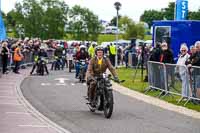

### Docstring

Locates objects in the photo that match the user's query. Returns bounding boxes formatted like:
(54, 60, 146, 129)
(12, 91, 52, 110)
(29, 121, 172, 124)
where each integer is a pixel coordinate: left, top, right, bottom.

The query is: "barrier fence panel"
(165, 64, 190, 98)
(0, 49, 56, 78)
(148, 61, 200, 105)
(22, 51, 32, 66)
(147, 61, 167, 93)
(188, 66, 200, 102)
(47, 49, 55, 63)
(128, 53, 138, 67)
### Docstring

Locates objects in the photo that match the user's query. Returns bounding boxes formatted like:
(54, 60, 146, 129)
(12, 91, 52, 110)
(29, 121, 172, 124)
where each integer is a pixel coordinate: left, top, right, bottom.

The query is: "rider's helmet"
(40, 45, 45, 50)
(80, 45, 87, 53)
(95, 46, 104, 55)
(80, 45, 86, 50)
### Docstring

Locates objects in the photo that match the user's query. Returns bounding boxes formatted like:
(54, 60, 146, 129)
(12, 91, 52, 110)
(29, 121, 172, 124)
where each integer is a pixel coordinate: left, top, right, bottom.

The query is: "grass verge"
(117, 67, 200, 112)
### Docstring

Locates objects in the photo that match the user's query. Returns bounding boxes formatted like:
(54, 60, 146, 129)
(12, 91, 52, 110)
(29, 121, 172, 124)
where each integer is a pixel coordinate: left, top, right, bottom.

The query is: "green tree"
(1, 11, 6, 23)
(7, 0, 69, 39)
(22, 0, 44, 38)
(189, 9, 200, 20)
(7, 2, 25, 37)
(135, 23, 145, 39)
(140, 10, 163, 27)
(123, 22, 145, 40)
(110, 15, 121, 26)
(162, 2, 175, 20)
(118, 16, 132, 31)
(68, 5, 101, 41)
(40, 0, 69, 39)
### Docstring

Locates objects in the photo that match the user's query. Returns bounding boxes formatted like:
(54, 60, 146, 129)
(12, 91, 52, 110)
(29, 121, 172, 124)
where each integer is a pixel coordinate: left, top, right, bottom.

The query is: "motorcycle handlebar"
(111, 78, 125, 83)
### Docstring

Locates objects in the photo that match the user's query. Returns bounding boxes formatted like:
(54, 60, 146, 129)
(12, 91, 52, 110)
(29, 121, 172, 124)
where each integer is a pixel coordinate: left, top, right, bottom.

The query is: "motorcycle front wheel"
(40, 64, 44, 76)
(104, 91, 113, 119)
(69, 60, 72, 72)
(79, 68, 84, 82)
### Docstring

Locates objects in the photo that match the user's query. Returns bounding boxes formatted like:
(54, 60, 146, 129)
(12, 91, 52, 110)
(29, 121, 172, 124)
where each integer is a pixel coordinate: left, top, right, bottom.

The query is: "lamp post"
(114, 2, 121, 67)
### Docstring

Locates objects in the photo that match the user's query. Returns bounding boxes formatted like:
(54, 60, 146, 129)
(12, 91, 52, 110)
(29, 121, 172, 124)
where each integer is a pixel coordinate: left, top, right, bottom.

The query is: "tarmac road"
(21, 70, 200, 133)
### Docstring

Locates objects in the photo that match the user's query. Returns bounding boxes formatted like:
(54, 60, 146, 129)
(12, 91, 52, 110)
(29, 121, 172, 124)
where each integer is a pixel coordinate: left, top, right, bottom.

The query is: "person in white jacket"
(176, 43, 190, 97)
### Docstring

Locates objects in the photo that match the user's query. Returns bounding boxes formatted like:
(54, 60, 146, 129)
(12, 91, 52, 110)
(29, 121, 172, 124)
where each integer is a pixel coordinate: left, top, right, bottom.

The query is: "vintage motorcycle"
(86, 73, 124, 119)
(78, 59, 87, 83)
(67, 48, 75, 72)
(37, 57, 48, 76)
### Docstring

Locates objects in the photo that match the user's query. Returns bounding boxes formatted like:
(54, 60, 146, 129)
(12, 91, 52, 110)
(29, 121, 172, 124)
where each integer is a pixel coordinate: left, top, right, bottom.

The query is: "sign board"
(175, 0, 188, 20)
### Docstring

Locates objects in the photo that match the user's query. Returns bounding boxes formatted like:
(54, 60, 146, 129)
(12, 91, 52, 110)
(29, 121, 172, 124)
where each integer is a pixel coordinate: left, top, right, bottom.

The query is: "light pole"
(114, 2, 121, 67)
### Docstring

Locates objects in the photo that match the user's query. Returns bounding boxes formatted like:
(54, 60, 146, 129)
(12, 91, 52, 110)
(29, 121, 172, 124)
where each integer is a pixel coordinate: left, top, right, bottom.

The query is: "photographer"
(1, 41, 10, 74)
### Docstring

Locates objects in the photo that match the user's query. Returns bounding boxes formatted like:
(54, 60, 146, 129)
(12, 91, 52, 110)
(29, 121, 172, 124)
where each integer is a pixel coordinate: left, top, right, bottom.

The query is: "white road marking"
(41, 83, 51, 86)
(18, 125, 49, 128)
(54, 78, 69, 84)
(6, 112, 30, 115)
(0, 103, 22, 106)
(0, 90, 13, 93)
(83, 83, 87, 86)
(71, 83, 75, 86)
(0, 96, 16, 99)
(55, 83, 66, 86)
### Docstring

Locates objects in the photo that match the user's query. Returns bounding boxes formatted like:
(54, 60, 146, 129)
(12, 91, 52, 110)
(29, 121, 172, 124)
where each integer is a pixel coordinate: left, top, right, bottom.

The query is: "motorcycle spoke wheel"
(89, 106, 96, 112)
(104, 91, 114, 119)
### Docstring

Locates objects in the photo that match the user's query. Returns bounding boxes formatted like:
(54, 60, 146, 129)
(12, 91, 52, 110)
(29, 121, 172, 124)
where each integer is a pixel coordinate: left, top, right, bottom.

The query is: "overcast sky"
(2, 0, 200, 21)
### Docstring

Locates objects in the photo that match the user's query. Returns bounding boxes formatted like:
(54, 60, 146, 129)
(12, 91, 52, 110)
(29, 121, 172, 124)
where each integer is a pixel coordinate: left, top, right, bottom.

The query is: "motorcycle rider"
(30, 46, 40, 75)
(38, 47, 49, 74)
(86, 46, 119, 104)
(51, 44, 63, 70)
(75, 45, 89, 78)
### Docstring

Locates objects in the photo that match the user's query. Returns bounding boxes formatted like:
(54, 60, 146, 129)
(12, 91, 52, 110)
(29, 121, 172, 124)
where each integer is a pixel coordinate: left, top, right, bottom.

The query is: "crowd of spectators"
(0, 38, 69, 74)
(147, 40, 200, 100)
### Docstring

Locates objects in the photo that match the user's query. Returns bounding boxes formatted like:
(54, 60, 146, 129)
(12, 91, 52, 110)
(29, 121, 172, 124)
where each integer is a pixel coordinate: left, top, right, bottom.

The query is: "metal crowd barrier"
(0, 49, 55, 77)
(128, 53, 138, 67)
(24, 51, 33, 65)
(46, 49, 55, 63)
(147, 61, 200, 105)
(147, 61, 167, 94)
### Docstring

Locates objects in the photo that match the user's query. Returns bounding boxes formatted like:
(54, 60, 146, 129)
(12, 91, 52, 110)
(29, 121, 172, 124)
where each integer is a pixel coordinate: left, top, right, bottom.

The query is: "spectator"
(186, 45, 197, 66)
(123, 43, 135, 68)
(189, 41, 200, 98)
(88, 43, 95, 58)
(109, 43, 117, 66)
(149, 43, 162, 62)
(176, 44, 190, 97)
(160, 42, 174, 64)
(117, 46, 123, 65)
(160, 42, 174, 92)
(1, 41, 10, 74)
(189, 45, 196, 55)
(13, 43, 23, 74)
